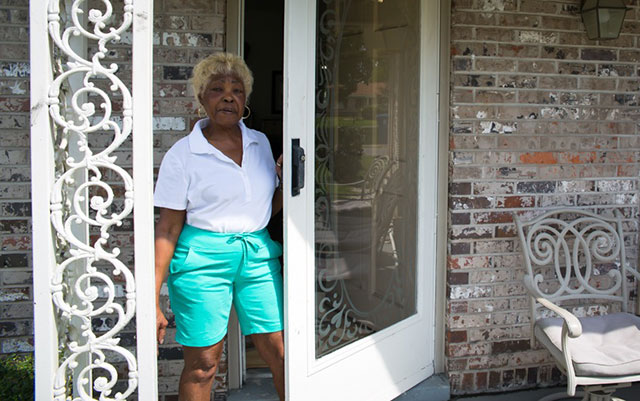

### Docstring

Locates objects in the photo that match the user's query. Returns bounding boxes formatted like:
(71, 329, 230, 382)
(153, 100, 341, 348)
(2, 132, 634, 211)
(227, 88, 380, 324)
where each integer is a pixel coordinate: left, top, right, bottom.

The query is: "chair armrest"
(523, 275, 582, 338)
(626, 266, 640, 281)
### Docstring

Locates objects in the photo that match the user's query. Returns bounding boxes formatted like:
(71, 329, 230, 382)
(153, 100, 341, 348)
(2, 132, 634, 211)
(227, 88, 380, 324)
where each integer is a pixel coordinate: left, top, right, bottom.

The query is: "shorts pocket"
(172, 246, 231, 274)
(253, 238, 283, 260)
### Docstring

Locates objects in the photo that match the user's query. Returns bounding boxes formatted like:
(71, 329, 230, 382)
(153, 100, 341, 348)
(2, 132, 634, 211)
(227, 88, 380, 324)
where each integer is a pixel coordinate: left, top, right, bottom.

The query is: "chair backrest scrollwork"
(514, 209, 630, 323)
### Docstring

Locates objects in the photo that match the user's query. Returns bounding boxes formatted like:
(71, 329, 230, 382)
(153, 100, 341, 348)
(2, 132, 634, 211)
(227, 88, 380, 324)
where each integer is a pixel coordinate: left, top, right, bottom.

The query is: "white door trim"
(30, 2, 58, 398)
(435, 0, 452, 374)
(282, 1, 316, 399)
(226, 0, 245, 58)
(132, 1, 159, 398)
(283, 0, 442, 399)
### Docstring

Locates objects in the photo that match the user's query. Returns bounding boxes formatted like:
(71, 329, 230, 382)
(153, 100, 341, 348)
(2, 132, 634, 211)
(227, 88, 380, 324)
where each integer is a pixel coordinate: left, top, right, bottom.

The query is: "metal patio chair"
(514, 208, 640, 401)
(332, 155, 392, 201)
(316, 159, 400, 282)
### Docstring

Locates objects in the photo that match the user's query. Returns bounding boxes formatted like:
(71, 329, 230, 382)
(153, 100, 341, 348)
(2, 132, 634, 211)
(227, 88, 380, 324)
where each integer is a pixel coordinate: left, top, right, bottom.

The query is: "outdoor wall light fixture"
(581, 0, 629, 40)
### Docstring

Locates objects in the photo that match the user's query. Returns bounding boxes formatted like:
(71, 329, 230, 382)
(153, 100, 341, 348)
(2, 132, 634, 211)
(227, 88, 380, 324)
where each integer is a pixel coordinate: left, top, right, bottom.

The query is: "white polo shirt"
(154, 118, 278, 233)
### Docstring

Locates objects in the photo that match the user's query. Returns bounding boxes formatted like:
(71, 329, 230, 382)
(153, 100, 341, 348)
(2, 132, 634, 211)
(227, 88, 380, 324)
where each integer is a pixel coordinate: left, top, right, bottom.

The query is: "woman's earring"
(242, 105, 251, 120)
(197, 106, 204, 118)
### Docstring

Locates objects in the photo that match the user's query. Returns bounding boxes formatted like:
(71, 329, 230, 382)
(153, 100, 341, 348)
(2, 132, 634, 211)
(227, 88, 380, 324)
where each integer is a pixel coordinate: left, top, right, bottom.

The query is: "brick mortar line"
(448, 196, 639, 200)
(446, 326, 532, 332)
(450, 39, 640, 50)
(450, 133, 640, 136)
(451, 24, 640, 37)
(452, 72, 640, 78)
(452, 22, 640, 32)
(450, 148, 638, 152)
(453, 92, 640, 97)
(0, 300, 31, 304)
(450, 118, 640, 123)
(449, 324, 529, 330)
(450, 10, 639, 17)
(449, 279, 530, 284)
(450, 148, 636, 152)
(452, 90, 640, 97)
(448, 207, 640, 213)
(447, 311, 531, 318)
(450, 163, 640, 167)
(448, 204, 638, 208)
(452, 103, 640, 108)
(452, 55, 640, 64)
(449, 191, 638, 194)
(449, 135, 639, 139)
(453, 25, 587, 34)
(456, 69, 639, 76)
(453, 10, 583, 18)
(465, 177, 640, 181)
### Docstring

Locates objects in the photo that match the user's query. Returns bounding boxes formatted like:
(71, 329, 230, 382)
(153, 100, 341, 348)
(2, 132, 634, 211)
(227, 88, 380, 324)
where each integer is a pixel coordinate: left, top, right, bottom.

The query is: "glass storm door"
(283, 0, 441, 399)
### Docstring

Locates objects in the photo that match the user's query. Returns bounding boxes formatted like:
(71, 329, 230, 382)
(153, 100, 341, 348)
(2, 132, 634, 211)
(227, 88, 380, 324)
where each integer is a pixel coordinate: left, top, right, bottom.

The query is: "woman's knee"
(182, 343, 223, 382)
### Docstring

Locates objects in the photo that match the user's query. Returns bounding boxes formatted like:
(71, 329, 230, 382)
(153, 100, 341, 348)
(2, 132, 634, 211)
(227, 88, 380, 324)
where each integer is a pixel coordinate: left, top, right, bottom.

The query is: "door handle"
(291, 139, 305, 196)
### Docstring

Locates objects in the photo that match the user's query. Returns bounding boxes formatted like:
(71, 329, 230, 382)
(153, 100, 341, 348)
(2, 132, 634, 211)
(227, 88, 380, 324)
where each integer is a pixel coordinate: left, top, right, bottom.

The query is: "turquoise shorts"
(168, 224, 284, 347)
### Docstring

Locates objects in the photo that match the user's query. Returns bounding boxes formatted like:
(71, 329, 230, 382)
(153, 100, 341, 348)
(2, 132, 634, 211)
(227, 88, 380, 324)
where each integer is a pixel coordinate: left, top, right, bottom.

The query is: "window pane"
(315, 0, 420, 358)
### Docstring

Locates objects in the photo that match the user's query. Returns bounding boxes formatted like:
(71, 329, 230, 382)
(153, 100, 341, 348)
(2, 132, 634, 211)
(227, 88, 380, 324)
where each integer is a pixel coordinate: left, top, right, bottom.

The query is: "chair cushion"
(535, 312, 640, 377)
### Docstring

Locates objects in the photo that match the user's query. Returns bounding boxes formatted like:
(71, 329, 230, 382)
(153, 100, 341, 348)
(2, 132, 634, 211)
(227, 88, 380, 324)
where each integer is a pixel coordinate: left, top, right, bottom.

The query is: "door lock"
(291, 139, 305, 196)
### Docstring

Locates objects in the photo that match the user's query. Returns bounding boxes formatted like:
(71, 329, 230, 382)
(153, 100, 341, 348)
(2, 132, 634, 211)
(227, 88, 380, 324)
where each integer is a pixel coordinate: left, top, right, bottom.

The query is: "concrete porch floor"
(448, 383, 640, 401)
(451, 383, 640, 401)
(227, 369, 640, 401)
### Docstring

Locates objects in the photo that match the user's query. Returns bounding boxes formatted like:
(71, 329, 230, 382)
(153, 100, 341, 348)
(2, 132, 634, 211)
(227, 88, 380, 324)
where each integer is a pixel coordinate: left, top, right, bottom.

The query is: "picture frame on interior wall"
(272, 70, 283, 114)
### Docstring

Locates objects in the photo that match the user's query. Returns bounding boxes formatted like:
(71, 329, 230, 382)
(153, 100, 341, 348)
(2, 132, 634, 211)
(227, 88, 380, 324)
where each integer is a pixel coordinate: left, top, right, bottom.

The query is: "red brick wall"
(0, 0, 32, 355)
(447, 0, 640, 394)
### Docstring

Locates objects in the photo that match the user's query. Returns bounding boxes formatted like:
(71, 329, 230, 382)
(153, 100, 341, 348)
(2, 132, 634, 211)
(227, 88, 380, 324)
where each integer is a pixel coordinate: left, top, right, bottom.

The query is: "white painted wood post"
(30, 0, 159, 398)
(132, 1, 159, 399)
(30, 1, 58, 399)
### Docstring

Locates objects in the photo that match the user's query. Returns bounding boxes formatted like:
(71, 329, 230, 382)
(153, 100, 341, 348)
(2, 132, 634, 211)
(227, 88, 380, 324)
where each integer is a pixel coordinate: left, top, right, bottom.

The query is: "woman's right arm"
(155, 207, 186, 344)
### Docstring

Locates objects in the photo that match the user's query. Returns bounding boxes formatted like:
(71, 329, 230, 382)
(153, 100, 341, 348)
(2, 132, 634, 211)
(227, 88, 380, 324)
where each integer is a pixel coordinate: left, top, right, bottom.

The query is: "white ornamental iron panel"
(30, 0, 157, 399)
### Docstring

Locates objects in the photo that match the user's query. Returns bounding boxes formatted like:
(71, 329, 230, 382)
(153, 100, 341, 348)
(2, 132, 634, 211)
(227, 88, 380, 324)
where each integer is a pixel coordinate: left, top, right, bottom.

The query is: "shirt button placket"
(240, 168, 252, 201)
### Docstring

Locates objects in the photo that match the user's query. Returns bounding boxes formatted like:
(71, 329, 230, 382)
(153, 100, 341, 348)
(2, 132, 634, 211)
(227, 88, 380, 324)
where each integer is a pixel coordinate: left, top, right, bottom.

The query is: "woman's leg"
(251, 331, 285, 401)
(179, 339, 225, 401)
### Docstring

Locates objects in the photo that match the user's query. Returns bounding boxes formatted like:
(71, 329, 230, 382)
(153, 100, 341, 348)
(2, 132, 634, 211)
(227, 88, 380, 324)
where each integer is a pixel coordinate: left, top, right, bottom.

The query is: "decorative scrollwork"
(47, 1, 138, 399)
(521, 211, 625, 300)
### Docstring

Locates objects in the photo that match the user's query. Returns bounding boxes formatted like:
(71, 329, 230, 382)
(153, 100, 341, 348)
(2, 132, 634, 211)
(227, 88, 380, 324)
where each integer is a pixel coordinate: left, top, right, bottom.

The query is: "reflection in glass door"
(315, 0, 420, 357)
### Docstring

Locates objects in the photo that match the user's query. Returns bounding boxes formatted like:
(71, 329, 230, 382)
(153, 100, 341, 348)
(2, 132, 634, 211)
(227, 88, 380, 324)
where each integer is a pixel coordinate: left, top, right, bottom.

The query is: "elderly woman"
(154, 52, 284, 401)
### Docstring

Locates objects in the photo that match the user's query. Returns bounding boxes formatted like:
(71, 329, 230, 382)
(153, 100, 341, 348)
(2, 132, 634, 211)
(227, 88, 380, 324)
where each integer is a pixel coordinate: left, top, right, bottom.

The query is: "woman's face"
(199, 74, 246, 128)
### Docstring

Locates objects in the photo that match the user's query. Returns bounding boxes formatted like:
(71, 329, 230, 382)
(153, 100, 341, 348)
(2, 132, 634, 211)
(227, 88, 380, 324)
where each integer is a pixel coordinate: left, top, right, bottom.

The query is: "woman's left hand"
(276, 154, 283, 181)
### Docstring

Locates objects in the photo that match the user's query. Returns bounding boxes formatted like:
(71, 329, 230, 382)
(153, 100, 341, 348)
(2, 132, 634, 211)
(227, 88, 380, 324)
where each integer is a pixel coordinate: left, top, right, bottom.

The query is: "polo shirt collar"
(188, 118, 259, 155)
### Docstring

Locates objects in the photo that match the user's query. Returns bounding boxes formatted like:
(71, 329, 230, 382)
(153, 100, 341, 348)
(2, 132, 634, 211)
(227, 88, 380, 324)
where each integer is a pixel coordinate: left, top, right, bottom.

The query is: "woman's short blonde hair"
(191, 52, 254, 104)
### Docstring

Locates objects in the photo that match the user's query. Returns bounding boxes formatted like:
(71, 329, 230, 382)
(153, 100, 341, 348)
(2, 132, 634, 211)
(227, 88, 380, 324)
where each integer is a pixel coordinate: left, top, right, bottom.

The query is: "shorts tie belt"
(226, 234, 261, 266)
